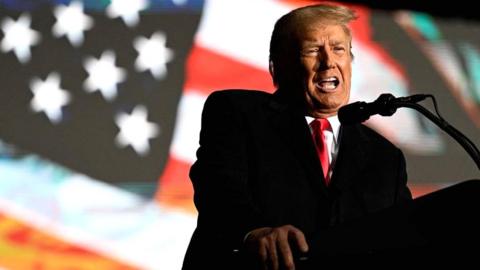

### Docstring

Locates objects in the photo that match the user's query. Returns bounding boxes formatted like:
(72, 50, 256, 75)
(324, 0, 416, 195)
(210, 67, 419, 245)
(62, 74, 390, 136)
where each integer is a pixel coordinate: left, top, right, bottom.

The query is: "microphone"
(338, 93, 427, 125)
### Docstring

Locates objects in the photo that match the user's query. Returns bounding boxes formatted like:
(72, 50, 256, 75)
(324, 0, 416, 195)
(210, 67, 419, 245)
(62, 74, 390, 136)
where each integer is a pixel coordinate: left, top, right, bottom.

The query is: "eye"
(333, 46, 345, 53)
(301, 47, 319, 56)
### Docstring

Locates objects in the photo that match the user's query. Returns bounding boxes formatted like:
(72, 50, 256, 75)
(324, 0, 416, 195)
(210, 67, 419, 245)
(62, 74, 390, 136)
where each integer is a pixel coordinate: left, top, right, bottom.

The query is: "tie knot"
(311, 118, 331, 132)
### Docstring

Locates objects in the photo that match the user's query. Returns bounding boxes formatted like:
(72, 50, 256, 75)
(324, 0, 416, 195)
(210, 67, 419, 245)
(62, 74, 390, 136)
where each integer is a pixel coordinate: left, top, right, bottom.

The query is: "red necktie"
(310, 119, 332, 185)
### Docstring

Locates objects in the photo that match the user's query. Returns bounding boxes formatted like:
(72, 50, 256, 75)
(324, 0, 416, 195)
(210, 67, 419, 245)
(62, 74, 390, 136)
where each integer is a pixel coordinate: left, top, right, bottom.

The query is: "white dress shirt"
(305, 115, 341, 179)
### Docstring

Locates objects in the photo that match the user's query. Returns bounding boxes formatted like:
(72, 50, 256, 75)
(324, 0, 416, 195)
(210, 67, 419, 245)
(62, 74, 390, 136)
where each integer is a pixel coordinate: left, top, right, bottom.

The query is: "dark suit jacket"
(182, 90, 412, 269)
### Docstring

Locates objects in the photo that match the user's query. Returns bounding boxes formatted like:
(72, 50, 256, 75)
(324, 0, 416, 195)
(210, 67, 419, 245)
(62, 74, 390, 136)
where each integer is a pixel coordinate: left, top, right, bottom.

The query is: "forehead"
(296, 23, 349, 43)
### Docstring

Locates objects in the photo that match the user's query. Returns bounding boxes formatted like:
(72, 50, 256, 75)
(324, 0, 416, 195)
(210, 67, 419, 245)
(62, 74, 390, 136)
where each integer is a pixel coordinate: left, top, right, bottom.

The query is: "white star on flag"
(0, 13, 41, 64)
(134, 31, 174, 80)
(30, 72, 71, 124)
(52, 0, 94, 47)
(115, 105, 160, 156)
(83, 50, 127, 101)
(106, 0, 149, 28)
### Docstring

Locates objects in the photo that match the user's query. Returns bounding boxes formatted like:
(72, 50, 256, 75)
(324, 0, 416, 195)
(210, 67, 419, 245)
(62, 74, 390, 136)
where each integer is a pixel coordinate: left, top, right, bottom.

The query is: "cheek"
(346, 66, 352, 80)
(300, 59, 316, 75)
(342, 59, 352, 76)
(341, 63, 352, 86)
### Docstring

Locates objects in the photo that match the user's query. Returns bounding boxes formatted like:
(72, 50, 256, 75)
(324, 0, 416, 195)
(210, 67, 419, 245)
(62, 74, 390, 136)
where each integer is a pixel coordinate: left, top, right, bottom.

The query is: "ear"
(350, 44, 354, 61)
(269, 60, 278, 86)
(269, 60, 274, 78)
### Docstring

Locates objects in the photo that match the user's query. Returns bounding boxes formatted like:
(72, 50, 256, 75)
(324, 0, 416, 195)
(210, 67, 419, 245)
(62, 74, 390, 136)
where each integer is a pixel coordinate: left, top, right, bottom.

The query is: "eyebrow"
(302, 40, 347, 47)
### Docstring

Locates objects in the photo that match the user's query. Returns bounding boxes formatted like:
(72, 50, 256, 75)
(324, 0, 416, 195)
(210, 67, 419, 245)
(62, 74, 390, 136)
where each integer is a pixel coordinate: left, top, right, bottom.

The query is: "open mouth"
(315, 77, 339, 92)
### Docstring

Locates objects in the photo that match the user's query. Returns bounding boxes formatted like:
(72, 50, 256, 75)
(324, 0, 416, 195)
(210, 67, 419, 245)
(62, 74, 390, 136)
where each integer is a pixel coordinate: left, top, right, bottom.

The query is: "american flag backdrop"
(0, 0, 479, 269)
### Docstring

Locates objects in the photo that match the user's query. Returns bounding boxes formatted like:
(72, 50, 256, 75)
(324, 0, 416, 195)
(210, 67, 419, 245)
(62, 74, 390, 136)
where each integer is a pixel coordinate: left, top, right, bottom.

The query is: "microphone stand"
(396, 101, 480, 171)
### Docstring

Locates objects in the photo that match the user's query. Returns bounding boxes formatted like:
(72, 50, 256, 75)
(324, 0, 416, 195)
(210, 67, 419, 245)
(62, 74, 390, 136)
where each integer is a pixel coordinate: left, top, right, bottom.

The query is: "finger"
(277, 233, 295, 270)
(267, 237, 279, 270)
(258, 239, 268, 263)
(290, 228, 309, 253)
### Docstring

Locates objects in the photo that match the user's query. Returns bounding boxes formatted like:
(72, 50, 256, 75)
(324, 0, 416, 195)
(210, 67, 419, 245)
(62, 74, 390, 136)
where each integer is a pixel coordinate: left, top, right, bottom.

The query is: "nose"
(317, 49, 335, 70)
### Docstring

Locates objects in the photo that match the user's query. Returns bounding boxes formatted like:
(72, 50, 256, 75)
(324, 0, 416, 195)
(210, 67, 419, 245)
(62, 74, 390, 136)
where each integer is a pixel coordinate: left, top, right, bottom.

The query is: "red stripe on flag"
(0, 213, 137, 269)
(409, 183, 443, 199)
(156, 155, 196, 213)
(184, 45, 275, 95)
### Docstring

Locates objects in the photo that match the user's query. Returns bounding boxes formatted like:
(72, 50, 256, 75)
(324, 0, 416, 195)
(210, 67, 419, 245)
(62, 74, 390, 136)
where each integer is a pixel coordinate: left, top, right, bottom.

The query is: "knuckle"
(266, 233, 275, 242)
(259, 238, 268, 246)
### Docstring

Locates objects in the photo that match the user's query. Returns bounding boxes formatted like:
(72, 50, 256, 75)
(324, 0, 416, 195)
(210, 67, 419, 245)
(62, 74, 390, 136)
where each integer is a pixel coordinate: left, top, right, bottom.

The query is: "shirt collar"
(305, 115, 341, 143)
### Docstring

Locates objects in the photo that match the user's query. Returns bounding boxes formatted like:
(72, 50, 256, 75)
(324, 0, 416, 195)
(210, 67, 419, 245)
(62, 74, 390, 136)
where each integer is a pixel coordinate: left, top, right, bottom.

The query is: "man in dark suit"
(182, 4, 412, 270)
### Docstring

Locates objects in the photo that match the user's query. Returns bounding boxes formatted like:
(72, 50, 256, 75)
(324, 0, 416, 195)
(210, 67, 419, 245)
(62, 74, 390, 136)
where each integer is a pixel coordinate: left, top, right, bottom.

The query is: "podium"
(301, 179, 480, 267)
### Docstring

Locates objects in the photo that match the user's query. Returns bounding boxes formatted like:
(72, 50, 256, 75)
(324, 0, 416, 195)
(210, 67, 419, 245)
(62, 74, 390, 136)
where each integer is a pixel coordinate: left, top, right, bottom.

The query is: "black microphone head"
(338, 101, 371, 125)
(376, 93, 397, 116)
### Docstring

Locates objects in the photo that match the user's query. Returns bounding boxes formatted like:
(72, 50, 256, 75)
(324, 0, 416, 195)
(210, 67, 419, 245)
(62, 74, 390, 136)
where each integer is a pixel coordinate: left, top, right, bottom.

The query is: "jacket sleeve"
(189, 91, 265, 249)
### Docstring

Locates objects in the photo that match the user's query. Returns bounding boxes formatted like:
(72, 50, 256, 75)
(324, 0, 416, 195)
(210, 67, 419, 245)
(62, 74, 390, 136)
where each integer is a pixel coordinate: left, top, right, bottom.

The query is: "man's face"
(294, 22, 352, 118)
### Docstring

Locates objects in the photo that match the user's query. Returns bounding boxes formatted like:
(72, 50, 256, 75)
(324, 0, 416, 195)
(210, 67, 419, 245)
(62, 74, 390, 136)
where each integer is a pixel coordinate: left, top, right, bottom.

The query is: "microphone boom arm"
(397, 101, 480, 171)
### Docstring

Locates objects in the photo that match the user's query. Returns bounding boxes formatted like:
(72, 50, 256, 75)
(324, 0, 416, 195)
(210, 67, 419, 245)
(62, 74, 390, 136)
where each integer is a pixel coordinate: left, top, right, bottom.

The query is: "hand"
(244, 225, 309, 270)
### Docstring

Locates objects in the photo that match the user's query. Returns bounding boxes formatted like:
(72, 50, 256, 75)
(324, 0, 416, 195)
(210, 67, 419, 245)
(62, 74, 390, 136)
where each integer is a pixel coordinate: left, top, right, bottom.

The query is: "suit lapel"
(329, 125, 371, 197)
(265, 93, 329, 196)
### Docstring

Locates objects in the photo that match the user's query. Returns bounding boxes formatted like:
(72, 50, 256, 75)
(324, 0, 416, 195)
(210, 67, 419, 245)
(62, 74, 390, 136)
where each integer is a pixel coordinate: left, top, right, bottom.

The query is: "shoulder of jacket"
(207, 89, 272, 104)
(356, 124, 401, 151)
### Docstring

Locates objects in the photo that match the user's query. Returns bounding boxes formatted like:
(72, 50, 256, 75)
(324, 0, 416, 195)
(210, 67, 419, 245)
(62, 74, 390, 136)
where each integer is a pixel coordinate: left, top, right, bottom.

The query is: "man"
(182, 4, 412, 270)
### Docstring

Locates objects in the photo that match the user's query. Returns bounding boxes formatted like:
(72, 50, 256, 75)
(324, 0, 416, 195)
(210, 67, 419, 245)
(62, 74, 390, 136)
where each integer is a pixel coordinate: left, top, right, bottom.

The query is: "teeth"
(326, 83, 336, 89)
(322, 77, 337, 82)
(315, 82, 336, 90)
